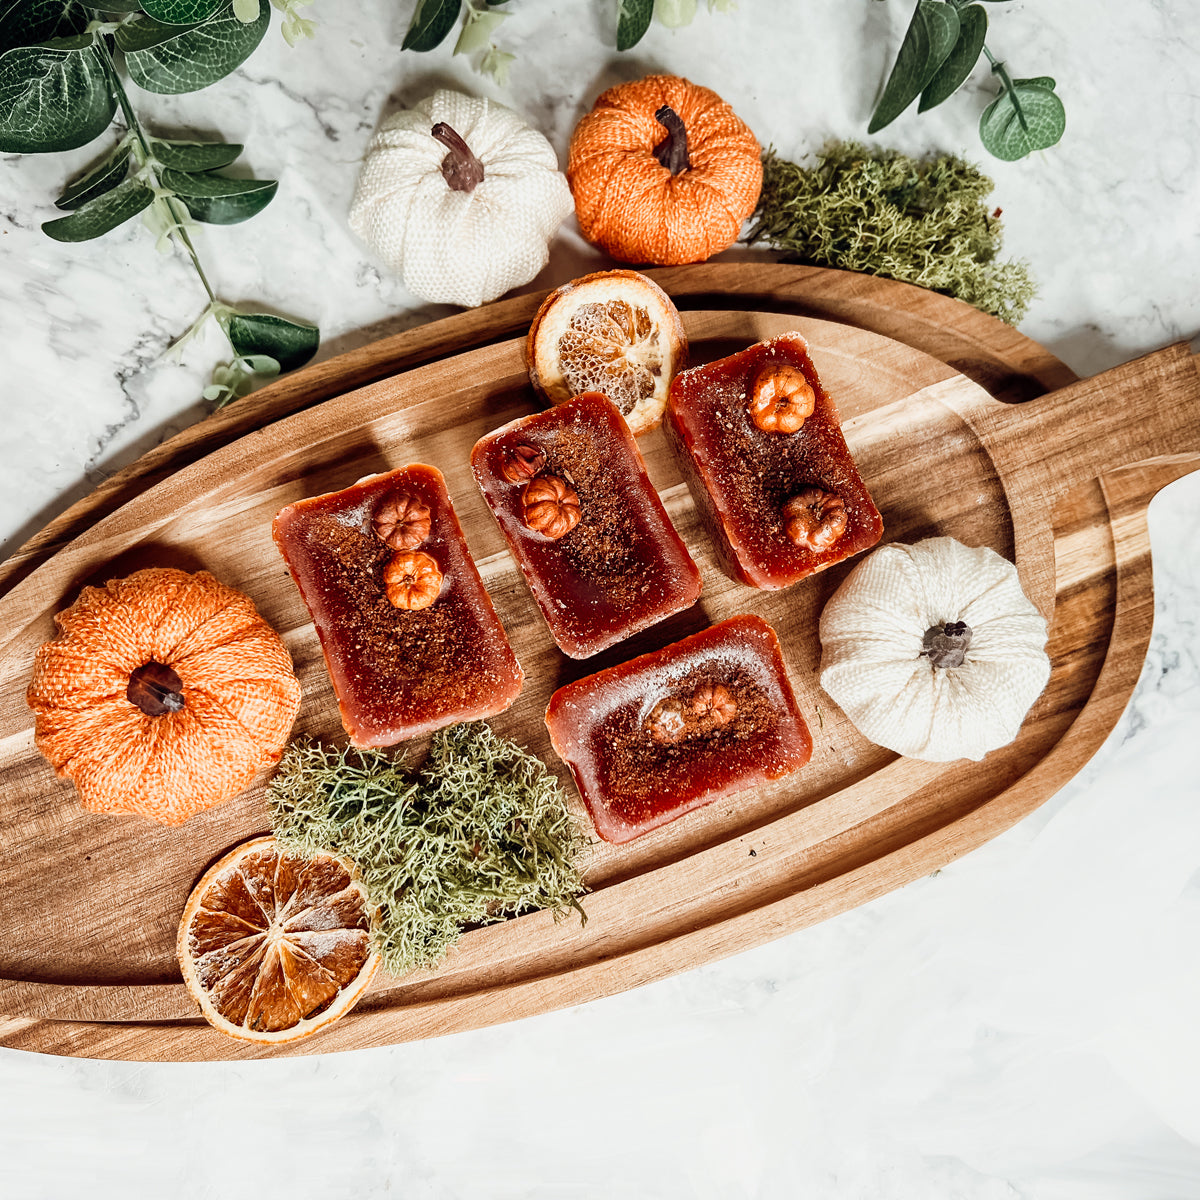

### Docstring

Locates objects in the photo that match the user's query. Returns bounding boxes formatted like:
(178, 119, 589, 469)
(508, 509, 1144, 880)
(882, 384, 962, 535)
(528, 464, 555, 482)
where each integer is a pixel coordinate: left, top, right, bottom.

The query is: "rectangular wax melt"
(666, 333, 883, 590)
(545, 614, 812, 844)
(471, 392, 701, 659)
(273, 464, 523, 747)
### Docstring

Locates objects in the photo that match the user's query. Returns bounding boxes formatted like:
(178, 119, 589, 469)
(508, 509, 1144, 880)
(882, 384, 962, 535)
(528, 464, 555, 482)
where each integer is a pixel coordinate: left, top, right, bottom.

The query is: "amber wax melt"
(545, 614, 812, 843)
(472, 392, 701, 658)
(273, 465, 522, 746)
(666, 333, 883, 589)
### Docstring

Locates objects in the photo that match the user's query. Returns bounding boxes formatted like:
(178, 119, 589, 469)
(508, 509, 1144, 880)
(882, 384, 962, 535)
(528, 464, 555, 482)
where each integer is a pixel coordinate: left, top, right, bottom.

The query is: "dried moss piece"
(268, 723, 587, 976)
(745, 142, 1036, 325)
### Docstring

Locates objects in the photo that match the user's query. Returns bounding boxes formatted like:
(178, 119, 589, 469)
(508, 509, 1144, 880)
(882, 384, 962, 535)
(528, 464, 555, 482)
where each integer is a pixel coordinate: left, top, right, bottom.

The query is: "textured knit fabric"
(567, 74, 762, 265)
(27, 568, 302, 824)
(348, 89, 573, 307)
(819, 538, 1050, 762)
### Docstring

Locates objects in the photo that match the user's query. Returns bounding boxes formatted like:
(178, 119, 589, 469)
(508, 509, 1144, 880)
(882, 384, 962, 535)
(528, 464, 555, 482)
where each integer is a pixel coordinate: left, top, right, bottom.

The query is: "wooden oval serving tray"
(1, 264, 1197, 1061)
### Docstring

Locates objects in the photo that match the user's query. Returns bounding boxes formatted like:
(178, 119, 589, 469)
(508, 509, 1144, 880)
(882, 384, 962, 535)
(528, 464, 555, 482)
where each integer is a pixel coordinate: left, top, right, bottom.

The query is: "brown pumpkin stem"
(652, 105, 690, 175)
(431, 122, 485, 193)
(920, 621, 973, 669)
(127, 661, 186, 716)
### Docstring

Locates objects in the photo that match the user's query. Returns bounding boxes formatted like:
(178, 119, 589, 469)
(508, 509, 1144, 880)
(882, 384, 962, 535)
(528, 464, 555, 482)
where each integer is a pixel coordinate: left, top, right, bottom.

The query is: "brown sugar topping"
(665, 335, 883, 588)
(471, 392, 702, 659)
(300, 515, 470, 698)
(539, 423, 643, 597)
(603, 666, 779, 812)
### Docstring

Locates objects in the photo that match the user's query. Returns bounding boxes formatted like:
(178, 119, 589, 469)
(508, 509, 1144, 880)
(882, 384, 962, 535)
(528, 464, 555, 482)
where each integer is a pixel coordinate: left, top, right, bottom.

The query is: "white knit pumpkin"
(818, 537, 1051, 762)
(348, 89, 573, 307)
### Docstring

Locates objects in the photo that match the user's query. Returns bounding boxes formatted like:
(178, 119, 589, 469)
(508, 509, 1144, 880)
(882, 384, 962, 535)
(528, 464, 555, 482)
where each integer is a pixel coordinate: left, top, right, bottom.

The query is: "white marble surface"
(3, 1, 1199, 1196)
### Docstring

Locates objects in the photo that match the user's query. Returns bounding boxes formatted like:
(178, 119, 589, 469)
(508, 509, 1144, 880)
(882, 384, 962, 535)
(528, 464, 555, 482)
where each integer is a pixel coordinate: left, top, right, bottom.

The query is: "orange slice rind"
(178, 835, 380, 1045)
(527, 269, 687, 437)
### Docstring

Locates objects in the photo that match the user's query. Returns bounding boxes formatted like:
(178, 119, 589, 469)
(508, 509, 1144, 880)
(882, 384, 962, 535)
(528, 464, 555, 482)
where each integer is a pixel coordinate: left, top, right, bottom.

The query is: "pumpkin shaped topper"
(349, 88, 574, 308)
(567, 74, 763, 265)
(27, 568, 302, 824)
(818, 538, 1051, 762)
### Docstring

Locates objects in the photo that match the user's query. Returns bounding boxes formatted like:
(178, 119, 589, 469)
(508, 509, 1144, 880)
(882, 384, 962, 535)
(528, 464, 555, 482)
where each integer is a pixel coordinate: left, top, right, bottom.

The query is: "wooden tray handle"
(969, 344, 1200, 505)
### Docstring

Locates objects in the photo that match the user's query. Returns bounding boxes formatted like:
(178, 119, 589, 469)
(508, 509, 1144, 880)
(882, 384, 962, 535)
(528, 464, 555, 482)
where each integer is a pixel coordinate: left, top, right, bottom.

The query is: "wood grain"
(0, 264, 1075, 597)
(0, 266, 1195, 1061)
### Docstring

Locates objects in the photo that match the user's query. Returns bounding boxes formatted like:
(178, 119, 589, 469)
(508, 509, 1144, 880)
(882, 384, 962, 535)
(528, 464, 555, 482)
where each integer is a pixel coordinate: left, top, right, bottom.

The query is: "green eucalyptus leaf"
(56, 139, 131, 208)
(150, 135, 242, 169)
(42, 175, 153, 240)
(654, 0, 696, 27)
(160, 166, 277, 222)
(140, 0, 224, 23)
(454, 3, 506, 56)
(1017, 75, 1056, 91)
(616, 0, 654, 50)
(979, 79, 1065, 160)
(117, 2, 269, 94)
(478, 44, 512, 85)
(0, 0, 89, 54)
(0, 38, 116, 153)
(237, 353, 280, 375)
(226, 311, 319, 371)
(919, 3, 985, 111)
(402, 0, 460, 51)
(868, 0, 960, 133)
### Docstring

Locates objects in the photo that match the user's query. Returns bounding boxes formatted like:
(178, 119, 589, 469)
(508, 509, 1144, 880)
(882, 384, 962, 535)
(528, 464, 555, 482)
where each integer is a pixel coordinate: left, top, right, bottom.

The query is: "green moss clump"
(745, 142, 1036, 325)
(268, 723, 587, 976)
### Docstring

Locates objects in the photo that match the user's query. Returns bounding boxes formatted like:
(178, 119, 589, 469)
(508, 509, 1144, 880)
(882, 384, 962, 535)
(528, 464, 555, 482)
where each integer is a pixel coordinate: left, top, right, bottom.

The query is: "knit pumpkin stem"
(127, 661, 186, 716)
(653, 105, 690, 175)
(431, 122, 485, 193)
(920, 621, 973, 669)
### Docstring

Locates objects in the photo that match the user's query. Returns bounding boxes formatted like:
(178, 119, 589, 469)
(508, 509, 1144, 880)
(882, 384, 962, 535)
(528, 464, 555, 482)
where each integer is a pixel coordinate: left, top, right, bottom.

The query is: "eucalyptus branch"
(868, 0, 1064, 161)
(1, 0, 320, 410)
(982, 45, 1028, 133)
(97, 39, 218, 303)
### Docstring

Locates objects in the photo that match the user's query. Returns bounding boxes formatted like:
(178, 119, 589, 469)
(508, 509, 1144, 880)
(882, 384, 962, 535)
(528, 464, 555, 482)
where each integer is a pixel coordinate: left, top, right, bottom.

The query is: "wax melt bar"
(273, 465, 522, 746)
(545, 614, 812, 844)
(666, 333, 883, 589)
(472, 392, 701, 659)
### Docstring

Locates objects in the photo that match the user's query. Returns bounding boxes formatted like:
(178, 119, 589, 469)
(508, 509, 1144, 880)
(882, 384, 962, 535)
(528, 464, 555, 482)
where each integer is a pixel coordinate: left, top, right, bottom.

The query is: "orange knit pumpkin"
(567, 74, 762, 266)
(27, 568, 302, 825)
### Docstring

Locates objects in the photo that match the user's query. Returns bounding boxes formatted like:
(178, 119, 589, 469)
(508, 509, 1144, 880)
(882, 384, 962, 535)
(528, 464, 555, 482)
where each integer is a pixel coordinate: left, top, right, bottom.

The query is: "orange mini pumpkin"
(567, 74, 763, 266)
(27, 568, 302, 825)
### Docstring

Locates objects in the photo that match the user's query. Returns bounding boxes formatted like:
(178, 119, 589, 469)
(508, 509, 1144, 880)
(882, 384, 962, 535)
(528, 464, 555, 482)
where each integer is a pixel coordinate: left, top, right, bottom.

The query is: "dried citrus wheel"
(178, 835, 380, 1044)
(527, 269, 687, 436)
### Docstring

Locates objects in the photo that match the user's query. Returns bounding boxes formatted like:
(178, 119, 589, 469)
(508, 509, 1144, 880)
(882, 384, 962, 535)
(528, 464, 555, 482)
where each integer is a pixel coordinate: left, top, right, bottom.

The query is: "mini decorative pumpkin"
(567, 74, 763, 265)
(348, 88, 574, 307)
(818, 538, 1051, 762)
(27, 568, 302, 824)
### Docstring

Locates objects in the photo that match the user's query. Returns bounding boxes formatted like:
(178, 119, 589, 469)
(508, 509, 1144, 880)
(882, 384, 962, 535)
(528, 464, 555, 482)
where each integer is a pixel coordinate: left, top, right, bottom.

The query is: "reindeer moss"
(745, 143, 1036, 325)
(268, 723, 587, 976)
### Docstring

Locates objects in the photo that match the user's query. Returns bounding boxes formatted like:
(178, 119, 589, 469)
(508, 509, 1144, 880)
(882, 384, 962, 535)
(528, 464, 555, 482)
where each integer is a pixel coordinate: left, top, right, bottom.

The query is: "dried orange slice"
(178, 835, 379, 1044)
(527, 269, 687, 436)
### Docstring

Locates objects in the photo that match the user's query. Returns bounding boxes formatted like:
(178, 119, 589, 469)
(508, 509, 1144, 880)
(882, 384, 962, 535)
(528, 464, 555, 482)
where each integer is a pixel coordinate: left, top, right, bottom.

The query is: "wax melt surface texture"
(545, 614, 812, 843)
(273, 465, 523, 746)
(666, 332, 883, 590)
(472, 392, 702, 658)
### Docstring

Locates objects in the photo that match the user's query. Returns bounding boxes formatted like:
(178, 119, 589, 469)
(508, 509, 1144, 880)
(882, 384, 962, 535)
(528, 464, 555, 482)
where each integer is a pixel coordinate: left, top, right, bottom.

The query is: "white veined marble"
(2, 1, 1198, 1196)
